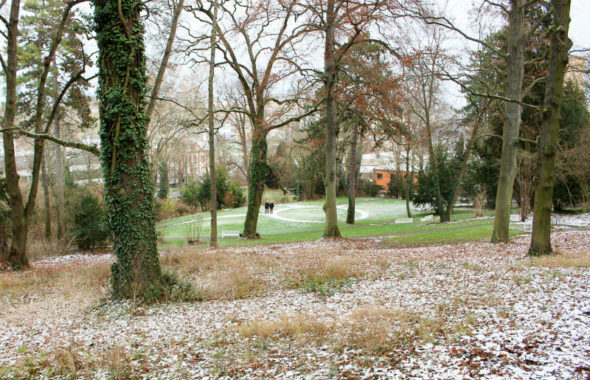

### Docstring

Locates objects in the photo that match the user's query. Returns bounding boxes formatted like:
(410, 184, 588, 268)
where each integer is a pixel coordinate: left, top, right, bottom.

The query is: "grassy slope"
(158, 196, 487, 241)
(158, 199, 516, 249)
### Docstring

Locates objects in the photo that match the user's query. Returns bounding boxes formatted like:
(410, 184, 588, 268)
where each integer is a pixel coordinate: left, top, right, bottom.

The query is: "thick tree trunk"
(492, 0, 525, 243)
(208, 0, 218, 248)
(242, 131, 267, 238)
(323, 0, 341, 238)
(346, 123, 359, 224)
(1, 0, 28, 268)
(95, 0, 162, 299)
(528, 0, 571, 256)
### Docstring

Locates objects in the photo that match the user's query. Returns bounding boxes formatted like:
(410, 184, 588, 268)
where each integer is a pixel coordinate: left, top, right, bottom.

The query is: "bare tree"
(401, 24, 451, 221)
(145, 0, 186, 127)
(491, 0, 526, 242)
(528, 0, 572, 256)
(302, 0, 406, 237)
(185, 0, 315, 239)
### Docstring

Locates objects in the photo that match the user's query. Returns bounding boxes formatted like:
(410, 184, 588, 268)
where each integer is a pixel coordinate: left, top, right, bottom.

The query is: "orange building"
(372, 169, 418, 190)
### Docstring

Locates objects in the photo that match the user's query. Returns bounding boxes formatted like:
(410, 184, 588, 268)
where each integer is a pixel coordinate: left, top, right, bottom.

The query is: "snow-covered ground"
(551, 212, 590, 227)
(515, 212, 590, 231)
(0, 231, 589, 379)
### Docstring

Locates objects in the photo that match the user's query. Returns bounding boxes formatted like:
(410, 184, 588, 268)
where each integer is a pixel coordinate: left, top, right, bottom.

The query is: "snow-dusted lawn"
(158, 198, 422, 239)
(0, 231, 589, 379)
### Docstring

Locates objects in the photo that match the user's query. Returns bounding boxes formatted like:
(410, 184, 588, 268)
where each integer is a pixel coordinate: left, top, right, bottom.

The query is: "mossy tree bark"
(94, 0, 163, 298)
(243, 130, 267, 238)
(528, 0, 572, 256)
(491, 0, 525, 243)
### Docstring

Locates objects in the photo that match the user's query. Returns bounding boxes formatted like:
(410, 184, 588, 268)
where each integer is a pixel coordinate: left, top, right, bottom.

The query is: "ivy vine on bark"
(94, 0, 163, 300)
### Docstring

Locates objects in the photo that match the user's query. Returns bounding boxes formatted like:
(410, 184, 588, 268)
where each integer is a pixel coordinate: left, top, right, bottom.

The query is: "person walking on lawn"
(264, 201, 269, 214)
(270, 201, 274, 214)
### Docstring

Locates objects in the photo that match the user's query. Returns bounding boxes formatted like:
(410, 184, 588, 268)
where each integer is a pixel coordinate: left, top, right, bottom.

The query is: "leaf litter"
(0, 230, 588, 379)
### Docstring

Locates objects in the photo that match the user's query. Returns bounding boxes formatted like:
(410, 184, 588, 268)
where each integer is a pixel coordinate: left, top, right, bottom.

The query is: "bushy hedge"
(181, 168, 245, 211)
(73, 191, 109, 251)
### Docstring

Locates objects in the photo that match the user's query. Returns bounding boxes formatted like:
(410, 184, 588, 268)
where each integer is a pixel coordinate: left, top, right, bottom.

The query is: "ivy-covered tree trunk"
(243, 131, 267, 238)
(528, 0, 571, 256)
(346, 123, 359, 225)
(94, 0, 162, 299)
(491, 0, 525, 243)
(322, 0, 341, 238)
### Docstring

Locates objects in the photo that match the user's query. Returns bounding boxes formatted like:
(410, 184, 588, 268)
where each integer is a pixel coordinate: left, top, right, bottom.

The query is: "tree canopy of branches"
(185, 0, 314, 239)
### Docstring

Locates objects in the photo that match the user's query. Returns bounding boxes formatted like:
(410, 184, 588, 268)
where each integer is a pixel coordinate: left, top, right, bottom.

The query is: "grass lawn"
(157, 195, 516, 249)
(157, 196, 426, 240)
(383, 223, 521, 248)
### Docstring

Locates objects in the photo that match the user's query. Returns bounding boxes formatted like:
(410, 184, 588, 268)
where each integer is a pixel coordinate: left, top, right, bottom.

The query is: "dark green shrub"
(361, 180, 382, 197)
(387, 173, 406, 198)
(157, 161, 169, 199)
(73, 192, 109, 251)
(180, 180, 201, 211)
(182, 168, 244, 211)
(227, 182, 246, 208)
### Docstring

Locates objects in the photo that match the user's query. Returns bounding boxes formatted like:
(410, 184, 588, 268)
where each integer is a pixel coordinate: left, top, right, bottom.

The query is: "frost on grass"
(0, 231, 589, 378)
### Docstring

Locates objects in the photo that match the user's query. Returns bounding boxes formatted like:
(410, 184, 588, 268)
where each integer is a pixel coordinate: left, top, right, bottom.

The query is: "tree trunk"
(94, 0, 163, 299)
(322, 0, 341, 238)
(405, 145, 413, 218)
(54, 106, 65, 240)
(346, 123, 359, 224)
(52, 58, 65, 240)
(1, 0, 28, 268)
(528, 0, 572, 256)
(444, 112, 484, 221)
(236, 113, 250, 185)
(41, 156, 52, 240)
(425, 121, 446, 222)
(208, 0, 218, 248)
(242, 131, 267, 238)
(145, 0, 185, 126)
(491, 0, 525, 243)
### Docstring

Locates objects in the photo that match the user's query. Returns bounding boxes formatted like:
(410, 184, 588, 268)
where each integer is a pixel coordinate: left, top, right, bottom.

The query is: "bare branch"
(0, 127, 100, 156)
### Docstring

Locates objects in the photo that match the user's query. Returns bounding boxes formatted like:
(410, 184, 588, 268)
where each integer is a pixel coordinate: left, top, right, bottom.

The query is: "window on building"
(377, 173, 383, 179)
